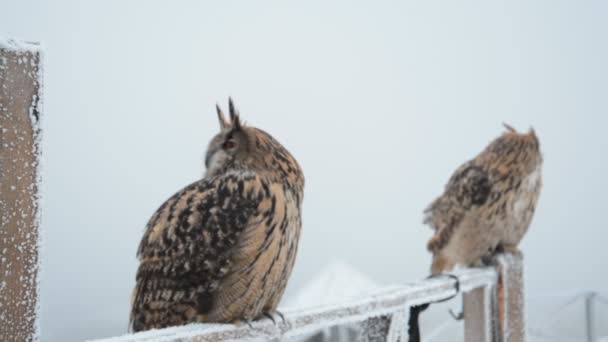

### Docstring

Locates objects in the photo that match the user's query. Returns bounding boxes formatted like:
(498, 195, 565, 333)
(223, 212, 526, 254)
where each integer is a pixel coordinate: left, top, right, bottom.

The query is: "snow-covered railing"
(91, 254, 524, 342)
(0, 38, 43, 342)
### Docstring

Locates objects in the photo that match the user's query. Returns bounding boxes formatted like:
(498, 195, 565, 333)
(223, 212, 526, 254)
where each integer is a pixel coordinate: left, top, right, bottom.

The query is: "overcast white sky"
(2, 1, 607, 341)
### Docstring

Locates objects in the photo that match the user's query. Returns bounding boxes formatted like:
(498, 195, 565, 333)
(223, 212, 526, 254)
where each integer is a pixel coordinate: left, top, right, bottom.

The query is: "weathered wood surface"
(464, 285, 495, 342)
(0, 39, 43, 342)
(496, 252, 525, 342)
(463, 253, 525, 342)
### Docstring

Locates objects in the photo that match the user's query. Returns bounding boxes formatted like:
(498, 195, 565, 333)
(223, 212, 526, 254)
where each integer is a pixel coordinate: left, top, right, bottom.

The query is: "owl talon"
(495, 244, 521, 256)
(262, 311, 287, 326)
(276, 310, 287, 325)
(480, 254, 495, 267)
(263, 312, 276, 325)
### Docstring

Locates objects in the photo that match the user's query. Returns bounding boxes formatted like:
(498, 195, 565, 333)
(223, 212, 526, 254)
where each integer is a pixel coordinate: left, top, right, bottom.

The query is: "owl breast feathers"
(424, 124, 542, 274)
(130, 99, 304, 332)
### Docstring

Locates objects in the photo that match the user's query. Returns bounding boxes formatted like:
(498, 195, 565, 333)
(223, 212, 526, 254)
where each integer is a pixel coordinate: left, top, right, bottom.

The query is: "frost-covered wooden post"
(464, 252, 525, 342)
(464, 285, 495, 342)
(495, 253, 525, 342)
(0, 38, 43, 342)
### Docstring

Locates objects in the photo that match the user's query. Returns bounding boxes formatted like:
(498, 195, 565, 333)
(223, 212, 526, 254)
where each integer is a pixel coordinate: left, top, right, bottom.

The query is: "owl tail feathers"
(407, 274, 462, 342)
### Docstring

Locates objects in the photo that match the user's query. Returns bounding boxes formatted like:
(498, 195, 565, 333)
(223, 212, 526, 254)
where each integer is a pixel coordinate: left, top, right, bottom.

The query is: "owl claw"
(262, 310, 287, 326)
(275, 310, 287, 325)
(263, 312, 276, 325)
(495, 244, 521, 256)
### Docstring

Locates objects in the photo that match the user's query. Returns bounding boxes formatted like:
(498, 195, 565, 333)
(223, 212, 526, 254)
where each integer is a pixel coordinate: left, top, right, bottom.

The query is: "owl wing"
(424, 161, 491, 253)
(130, 172, 268, 331)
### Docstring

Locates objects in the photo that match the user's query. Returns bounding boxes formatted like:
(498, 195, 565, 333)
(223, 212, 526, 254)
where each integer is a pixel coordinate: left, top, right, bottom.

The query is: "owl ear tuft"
(503, 123, 517, 133)
(528, 126, 539, 142)
(216, 104, 230, 130)
(228, 97, 242, 130)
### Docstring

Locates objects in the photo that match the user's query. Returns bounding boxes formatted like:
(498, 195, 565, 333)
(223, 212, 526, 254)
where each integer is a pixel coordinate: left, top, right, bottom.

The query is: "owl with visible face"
(130, 99, 304, 332)
(424, 124, 542, 274)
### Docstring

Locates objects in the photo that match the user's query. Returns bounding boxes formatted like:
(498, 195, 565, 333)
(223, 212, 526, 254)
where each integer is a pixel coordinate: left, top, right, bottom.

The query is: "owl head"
(483, 123, 543, 174)
(204, 99, 304, 187)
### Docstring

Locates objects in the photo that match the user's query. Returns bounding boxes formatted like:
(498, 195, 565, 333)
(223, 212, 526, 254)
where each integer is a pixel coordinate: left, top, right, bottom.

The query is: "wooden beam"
(0, 38, 43, 342)
(464, 285, 495, 342)
(495, 252, 525, 342)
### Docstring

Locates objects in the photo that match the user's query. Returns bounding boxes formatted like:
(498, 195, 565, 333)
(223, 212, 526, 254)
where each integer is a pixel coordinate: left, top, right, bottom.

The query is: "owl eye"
(222, 140, 237, 150)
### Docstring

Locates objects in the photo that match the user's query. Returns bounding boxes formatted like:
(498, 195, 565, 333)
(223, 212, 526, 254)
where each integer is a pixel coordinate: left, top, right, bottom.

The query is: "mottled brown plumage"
(424, 124, 542, 274)
(130, 99, 304, 332)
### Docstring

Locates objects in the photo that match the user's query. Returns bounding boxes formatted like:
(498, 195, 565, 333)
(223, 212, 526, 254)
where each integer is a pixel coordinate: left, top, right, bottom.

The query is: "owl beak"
(204, 151, 213, 169)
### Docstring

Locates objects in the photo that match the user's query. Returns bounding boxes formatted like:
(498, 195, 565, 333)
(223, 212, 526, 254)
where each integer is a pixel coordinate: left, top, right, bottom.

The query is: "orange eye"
(222, 140, 237, 150)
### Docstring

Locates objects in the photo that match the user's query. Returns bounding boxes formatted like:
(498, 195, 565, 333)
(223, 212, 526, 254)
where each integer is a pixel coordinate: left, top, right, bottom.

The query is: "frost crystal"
(0, 36, 44, 342)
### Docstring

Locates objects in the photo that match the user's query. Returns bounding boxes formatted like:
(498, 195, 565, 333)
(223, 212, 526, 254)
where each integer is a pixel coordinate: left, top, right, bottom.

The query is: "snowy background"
(2, 1, 607, 341)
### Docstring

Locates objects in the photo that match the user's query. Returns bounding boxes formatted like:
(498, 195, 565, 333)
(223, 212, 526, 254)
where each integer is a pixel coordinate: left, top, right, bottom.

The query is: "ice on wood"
(0, 38, 43, 54)
(495, 253, 526, 342)
(0, 37, 43, 342)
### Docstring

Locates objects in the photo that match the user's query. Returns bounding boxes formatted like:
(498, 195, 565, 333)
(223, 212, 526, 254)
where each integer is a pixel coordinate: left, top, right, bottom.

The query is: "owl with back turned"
(130, 99, 304, 332)
(424, 124, 542, 274)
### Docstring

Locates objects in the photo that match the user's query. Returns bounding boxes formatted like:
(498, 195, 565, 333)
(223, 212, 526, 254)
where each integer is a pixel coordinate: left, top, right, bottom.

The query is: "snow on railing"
(90, 254, 525, 342)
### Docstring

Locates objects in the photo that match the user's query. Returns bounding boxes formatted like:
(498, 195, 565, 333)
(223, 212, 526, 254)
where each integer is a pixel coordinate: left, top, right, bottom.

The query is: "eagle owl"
(424, 124, 542, 274)
(130, 99, 305, 332)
